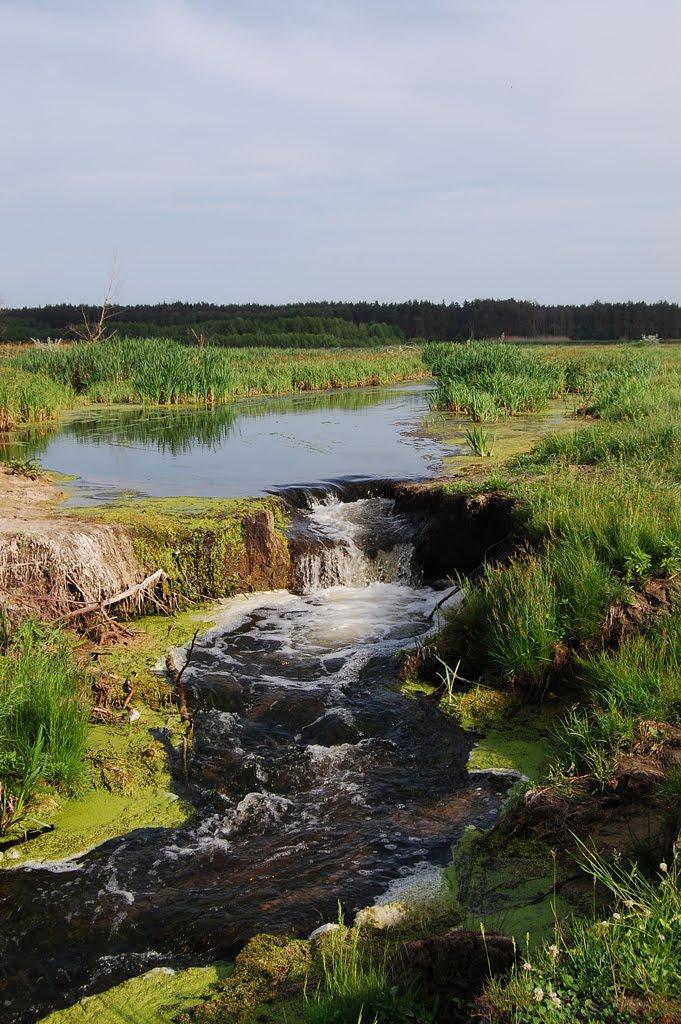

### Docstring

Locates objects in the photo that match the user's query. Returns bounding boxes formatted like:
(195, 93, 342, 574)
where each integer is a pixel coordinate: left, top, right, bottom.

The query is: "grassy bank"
(422, 343, 681, 1021)
(0, 364, 74, 430)
(7, 338, 425, 411)
(0, 621, 88, 835)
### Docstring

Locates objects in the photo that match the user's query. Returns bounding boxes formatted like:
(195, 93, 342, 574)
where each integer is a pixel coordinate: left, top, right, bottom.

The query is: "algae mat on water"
(37, 964, 232, 1024)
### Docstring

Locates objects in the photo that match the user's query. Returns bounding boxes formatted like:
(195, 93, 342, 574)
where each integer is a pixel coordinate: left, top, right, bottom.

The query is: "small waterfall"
(293, 496, 415, 592)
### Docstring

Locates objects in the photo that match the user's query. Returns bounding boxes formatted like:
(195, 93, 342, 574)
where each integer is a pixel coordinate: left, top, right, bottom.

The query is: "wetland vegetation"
(0, 338, 679, 1024)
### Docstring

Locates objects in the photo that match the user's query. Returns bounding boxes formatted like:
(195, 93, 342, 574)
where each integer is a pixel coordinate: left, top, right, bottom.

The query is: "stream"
(0, 492, 514, 1022)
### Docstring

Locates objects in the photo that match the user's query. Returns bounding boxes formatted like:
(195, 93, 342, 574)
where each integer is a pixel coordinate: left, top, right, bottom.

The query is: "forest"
(2, 298, 680, 344)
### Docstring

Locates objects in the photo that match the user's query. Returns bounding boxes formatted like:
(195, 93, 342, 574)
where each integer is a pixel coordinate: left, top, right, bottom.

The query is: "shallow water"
(1, 384, 448, 505)
(0, 495, 513, 1022)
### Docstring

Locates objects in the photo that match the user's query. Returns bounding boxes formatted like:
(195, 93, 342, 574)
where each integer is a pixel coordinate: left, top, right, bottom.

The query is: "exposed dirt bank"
(0, 468, 138, 620)
(0, 468, 292, 621)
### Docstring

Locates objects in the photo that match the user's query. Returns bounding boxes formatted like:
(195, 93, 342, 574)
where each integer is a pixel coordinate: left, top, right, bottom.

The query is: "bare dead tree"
(70, 262, 120, 342)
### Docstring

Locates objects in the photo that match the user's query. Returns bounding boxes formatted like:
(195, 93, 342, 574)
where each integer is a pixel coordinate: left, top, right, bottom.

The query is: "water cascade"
(0, 493, 514, 1023)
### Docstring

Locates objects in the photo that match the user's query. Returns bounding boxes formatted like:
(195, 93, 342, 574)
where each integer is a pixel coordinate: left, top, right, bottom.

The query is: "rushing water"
(0, 384, 449, 505)
(0, 495, 513, 1022)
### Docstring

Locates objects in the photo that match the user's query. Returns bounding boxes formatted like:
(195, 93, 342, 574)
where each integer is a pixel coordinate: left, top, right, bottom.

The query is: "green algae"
(71, 495, 290, 602)
(400, 678, 438, 698)
(466, 703, 560, 783)
(5, 709, 193, 865)
(95, 605, 221, 699)
(37, 964, 232, 1024)
(449, 826, 578, 947)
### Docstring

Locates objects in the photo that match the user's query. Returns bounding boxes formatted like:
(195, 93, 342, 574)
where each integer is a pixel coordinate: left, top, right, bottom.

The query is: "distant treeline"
(2, 299, 680, 344)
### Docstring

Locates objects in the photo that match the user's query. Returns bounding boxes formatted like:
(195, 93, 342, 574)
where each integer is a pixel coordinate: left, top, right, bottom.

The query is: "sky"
(1, 0, 680, 307)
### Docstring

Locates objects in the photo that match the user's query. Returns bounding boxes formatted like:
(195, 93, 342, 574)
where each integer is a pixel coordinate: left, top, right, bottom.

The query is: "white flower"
(625, 899, 635, 909)
(660, 861, 669, 873)
(533, 986, 544, 1003)
(612, 912, 621, 920)
(548, 944, 559, 959)
(522, 961, 532, 971)
(550, 991, 562, 1008)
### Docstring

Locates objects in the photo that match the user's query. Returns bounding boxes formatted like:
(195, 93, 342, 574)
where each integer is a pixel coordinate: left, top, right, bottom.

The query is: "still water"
(3, 384, 447, 504)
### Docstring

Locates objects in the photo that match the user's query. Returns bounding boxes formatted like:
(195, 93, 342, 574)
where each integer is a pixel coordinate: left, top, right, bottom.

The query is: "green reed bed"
(424, 341, 565, 419)
(424, 340, 663, 422)
(0, 365, 73, 431)
(0, 621, 88, 835)
(10, 338, 425, 408)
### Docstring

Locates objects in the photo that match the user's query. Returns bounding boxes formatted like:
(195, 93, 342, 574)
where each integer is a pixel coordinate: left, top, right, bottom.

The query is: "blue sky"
(1, 0, 679, 306)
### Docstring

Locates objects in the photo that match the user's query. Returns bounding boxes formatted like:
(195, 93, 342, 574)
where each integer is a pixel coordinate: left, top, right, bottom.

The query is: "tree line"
(2, 298, 680, 343)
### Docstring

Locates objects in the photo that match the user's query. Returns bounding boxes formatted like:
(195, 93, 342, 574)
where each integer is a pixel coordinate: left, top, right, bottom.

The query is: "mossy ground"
(37, 964, 233, 1024)
(70, 495, 290, 602)
(3, 705, 193, 865)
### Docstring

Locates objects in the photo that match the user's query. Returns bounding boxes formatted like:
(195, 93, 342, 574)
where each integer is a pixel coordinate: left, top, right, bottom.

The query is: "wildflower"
(550, 991, 562, 1008)
(522, 962, 532, 972)
(612, 912, 621, 920)
(533, 986, 544, 1003)
(625, 899, 635, 910)
(660, 861, 669, 873)
(548, 944, 559, 959)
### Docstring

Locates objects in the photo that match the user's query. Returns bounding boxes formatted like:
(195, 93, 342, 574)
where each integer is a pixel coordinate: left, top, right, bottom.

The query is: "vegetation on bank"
(6, 338, 425, 412)
(0, 621, 87, 834)
(0, 364, 73, 430)
(424, 341, 659, 418)
(425, 343, 681, 1022)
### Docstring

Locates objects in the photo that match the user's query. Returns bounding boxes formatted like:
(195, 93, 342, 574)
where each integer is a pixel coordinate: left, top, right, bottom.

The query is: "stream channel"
(0, 385, 519, 1021)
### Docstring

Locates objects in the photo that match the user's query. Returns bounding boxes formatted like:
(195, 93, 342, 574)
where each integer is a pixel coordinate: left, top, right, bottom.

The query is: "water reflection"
(1, 385, 444, 504)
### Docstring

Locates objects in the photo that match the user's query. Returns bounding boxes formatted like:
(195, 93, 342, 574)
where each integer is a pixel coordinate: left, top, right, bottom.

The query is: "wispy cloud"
(1, 0, 680, 304)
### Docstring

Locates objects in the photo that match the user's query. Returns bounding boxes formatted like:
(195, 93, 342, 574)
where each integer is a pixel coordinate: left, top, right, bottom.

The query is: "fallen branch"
(427, 583, 463, 621)
(58, 569, 167, 622)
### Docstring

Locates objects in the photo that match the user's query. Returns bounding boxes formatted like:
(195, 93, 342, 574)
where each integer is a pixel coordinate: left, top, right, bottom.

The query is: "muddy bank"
(0, 468, 292, 620)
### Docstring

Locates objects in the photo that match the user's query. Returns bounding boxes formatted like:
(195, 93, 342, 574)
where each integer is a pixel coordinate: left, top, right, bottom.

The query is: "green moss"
(5, 709, 193, 865)
(449, 826, 577, 947)
(466, 703, 560, 783)
(37, 964, 232, 1023)
(71, 496, 289, 602)
(178, 934, 313, 1024)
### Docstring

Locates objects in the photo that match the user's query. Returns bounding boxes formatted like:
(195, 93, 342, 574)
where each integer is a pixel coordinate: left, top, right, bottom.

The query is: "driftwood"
(58, 569, 167, 622)
(165, 629, 199, 723)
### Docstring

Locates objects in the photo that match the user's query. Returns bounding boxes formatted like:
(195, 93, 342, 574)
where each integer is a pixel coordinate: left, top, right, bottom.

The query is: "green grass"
(0, 621, 88, 834)
(10, 338, 425, 408)
(424, 341, 565, 418)
(0, 364, 73, 430)
(549, 608, 681, 787)
(482, 853, 681, 1023)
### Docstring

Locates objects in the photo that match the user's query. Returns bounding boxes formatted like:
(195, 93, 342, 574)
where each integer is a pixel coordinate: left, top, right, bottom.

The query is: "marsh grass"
(465, 426, 495, 457)
(11, 338, 425, 407)
(425, 342, 564, 417)
(0, 621, 88, 834)
(0, 365, 73, 430)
